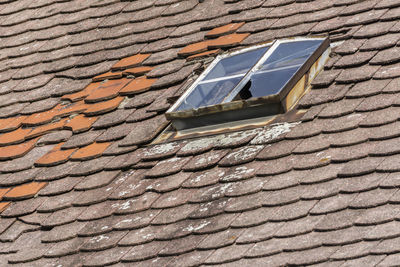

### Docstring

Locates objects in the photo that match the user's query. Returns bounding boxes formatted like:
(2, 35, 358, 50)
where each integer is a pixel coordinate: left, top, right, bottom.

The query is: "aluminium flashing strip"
(166, 36, 330, 130)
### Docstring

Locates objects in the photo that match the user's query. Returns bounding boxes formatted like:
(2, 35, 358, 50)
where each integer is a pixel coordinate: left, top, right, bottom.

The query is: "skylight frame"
(168, 41, 274, 112)
(222, 36, 326, 103)
(166, 36, 330, 130)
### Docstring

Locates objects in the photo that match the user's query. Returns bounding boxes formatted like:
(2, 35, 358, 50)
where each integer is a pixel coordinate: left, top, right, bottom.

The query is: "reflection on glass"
(176, 77, 242, 111)
(248, 66, 299, 98)
(203, 46, 269, 81)
(260, 40, 322, 71)
(246, 40, 323, 98)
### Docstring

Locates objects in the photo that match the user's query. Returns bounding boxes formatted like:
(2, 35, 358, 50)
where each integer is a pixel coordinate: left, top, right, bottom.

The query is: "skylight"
(167, 36, 330, 130)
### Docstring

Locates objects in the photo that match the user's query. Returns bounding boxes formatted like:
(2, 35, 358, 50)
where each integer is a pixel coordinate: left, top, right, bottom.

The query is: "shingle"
(77, 201, 117, 221)
(41, 206, 86, 228)
(121, 240, 167, 262)
(374, 62, 400, 79)
(82, 246, 131, 267)
(334, 51, 377, 68)
(360, 33, 400, 51)
(344, 255, 386, 267)
(3, 0, 400, 264)
(41, 221, 86, 243)
(119, 115, 168, 146)
(350, 188, 397, 209)
(338, 157, 384, 177)
(44, 237, 85, 257)
(354, 204, 400, 226)
(113, 192, 160, 215)
(309, 72, 344, 91)
(353, 21, 397, 38)
(371, 236, 400, 254)
(336, 65, 380, 83)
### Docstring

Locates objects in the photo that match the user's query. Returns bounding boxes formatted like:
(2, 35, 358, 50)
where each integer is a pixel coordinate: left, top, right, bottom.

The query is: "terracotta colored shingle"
(0, 127, 31, 146)
(85, 78, 131, 103)
(64, 114, 98, 133)
(122, 66, 154, 76)
(0, 116, 26, 133)
(84, 96, 124, 116)
(3, 182, 47, 200)
(62, 82, 102, 102)
(35, 143, 76, 167)
(26, 118, 68, 139)
(208, 33, 250, 49)
(187, 49, 221, 61)
(178, 40, 210, 57)
(119, 76, 157, 95)
(111, 54, 151, 71)
(206, 22, 245, 38)
(70, 142, 111, 161)
(92, 71, 123, 82)
(0, 138, 37, 160)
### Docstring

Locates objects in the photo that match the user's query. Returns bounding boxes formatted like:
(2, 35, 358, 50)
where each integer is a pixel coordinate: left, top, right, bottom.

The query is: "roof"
(1, 0, 400, 266)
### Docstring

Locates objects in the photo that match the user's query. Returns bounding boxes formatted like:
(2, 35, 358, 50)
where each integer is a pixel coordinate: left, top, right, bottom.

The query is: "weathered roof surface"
(1, 0, 400, 265)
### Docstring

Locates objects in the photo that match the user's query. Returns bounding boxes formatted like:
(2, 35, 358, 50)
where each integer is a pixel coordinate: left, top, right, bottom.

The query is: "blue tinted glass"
(176, 77, 242, 111)
(247, 40, 323, 98)
(203, 46, 269, 81)
(261, 40, 322, 70)
(247, 66, 299, 98)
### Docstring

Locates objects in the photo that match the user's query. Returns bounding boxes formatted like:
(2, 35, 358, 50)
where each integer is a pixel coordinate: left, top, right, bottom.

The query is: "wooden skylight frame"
(166, 36, 331, 131)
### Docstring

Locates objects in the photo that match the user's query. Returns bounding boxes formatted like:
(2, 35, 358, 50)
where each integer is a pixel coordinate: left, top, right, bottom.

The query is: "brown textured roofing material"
(2, 0, 400, 265)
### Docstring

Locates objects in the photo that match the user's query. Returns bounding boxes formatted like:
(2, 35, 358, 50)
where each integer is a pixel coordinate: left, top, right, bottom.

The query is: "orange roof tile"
(0, 138, 37, 160)
(23, 108, 59, 126)
(92, 71, 124, 82)
(187, 49, 221, 61)
(178, 40, 210, 57)
(3, 182, 47, 200)
(0, 127, 31, 146)
(209, 33, 250, 49)
(70, 142, 111, 161)
(62, 82, 101, 102)
(0, 116, 27, 133)
(55, 101, 88, 118)
(111, 54, 151, 71)
(22, 101, 86, 127)
(122, 66, 154, 76)
(85, 78, 131, 103)
(65, 114, 98, 133)
(119, 76, 157, 95)
(26, 119, 68, 139)
(206, 22, 245, 38)
(84, 96, 124, 116)
(35, 143, 76, 167)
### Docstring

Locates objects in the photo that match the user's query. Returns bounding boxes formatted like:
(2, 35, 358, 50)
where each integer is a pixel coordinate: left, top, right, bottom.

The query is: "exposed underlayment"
(1, 0, 400, 266)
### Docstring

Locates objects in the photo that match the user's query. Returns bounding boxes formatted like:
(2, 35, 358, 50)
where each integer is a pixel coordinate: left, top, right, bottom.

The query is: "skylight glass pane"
(203, 46, 269, 81)
(175, 76, 242, 111)
(247, 66, 299, 97)
(260, 40, 322, 71)
(247, 39, 323, 98)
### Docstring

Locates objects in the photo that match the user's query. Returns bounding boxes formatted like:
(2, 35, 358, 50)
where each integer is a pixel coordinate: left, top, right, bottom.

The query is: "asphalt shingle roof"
(1, 0, 400, 266)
